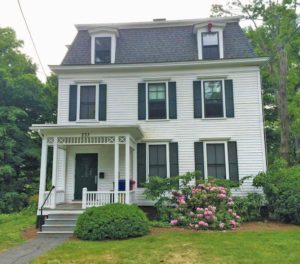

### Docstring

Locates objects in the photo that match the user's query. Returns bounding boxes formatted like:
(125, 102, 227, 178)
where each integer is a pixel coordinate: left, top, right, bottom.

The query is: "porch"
(31, 125, 144, 212)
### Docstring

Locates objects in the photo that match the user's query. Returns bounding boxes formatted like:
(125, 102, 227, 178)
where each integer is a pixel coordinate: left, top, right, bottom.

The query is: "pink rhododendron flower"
(198, 221, 209, 227)
(190, 211, 195, 216)
(227, 201, 234, 206)
(230, 220, 237, 228)
(217, 193, 226, 199)
(228, 209, 233, 214)
(170, 219, 178, 225)
(197, 214, 204, 218)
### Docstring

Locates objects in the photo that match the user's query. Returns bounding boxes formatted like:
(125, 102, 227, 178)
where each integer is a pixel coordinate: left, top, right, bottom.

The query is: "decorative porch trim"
(46, 136, 130, 145)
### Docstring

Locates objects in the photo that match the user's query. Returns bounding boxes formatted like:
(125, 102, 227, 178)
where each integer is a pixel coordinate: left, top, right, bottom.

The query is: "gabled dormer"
(89, 27, 119, 64)
(193, 22, 225, 60)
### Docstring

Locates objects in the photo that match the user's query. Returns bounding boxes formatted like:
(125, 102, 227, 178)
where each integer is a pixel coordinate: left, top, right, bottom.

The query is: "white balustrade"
(43, 191, 51, 208)
(82, 189, 135, 209)
(56, 190, 65, 204)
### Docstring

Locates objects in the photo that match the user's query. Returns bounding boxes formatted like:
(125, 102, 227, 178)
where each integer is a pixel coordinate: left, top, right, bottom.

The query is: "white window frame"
(203, 141, 229, 180)
(76, 83, 99, 122)
(91, 33, 116, 64)
(146, 82, 169, 120)
(202, 79, 226, 119)
(196, 26, 224, 60)
(146, 142, 170, 182)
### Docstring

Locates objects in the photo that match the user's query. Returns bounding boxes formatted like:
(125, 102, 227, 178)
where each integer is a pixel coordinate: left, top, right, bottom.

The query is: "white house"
(31, 16, 267, 233)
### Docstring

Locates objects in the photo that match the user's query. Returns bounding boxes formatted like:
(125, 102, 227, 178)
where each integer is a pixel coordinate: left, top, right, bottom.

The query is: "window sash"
(94, 37, 111, 64)
(79, 85, 96, 120)
(202, 32, 219, 46)
(148, 83, 167, 119)
(206, 143, 226, 179)
(204, 81, 224, 118)
(148, 145, 167, 178)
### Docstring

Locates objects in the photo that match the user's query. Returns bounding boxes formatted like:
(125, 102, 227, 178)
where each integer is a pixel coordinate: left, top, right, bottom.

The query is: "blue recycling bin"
(118, 179, 126, 191)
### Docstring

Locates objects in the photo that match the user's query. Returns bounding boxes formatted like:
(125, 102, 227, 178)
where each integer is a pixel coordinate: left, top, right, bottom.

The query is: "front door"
(74, 153, 98, 200)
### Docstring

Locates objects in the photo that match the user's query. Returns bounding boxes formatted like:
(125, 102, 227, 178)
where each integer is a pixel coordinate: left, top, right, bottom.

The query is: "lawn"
(32, 222, 300, 264)
(0, 209, 35, 252)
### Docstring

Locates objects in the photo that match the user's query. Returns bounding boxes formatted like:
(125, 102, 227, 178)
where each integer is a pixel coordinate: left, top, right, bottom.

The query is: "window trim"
(196, 26, 224, 60)
(146, 82, 169, 120)
(76, 83, 99, 122)
(91, 33, 116, 64)
(203, 141, 229, 180)
(146, 142, 170, 182)
(201, 79, 226, 119)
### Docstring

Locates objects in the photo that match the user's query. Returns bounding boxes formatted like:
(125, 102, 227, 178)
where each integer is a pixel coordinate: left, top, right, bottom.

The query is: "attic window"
(202, 32, 219, 59)
(94, 37, 111, 64)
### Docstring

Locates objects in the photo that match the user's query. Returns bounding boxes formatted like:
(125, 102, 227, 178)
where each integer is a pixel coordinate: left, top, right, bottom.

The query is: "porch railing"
(82, 188, 135, 209)
(43, 190, 65, 208)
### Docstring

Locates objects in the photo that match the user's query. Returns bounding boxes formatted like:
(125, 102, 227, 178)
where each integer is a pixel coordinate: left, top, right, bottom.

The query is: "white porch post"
(50, 138, 58, 209)
(125, 135, 130, 204)
(114, 136, 119, 203)
(38, 137, 48, 209)
(133, 145, 137, 187)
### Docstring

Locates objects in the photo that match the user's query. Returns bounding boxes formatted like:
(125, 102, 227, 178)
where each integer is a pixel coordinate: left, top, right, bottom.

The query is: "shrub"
(0, 192, 28, 213)
(253, 163, 300, 225)
(169, 182, 241, 230)
(234, 193, 264, 222)
(74, 204, 150, 240)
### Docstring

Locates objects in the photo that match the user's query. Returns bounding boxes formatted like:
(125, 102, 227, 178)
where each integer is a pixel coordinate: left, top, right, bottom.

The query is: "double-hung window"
(94, 37, 111, 64)
(79, 85, 96, 120)
(148, 83, 167, 119)
(148, 145, 167, 178)
(202, 32, 220, 60)
(204, 80, 224, 118)
(206, 143, 226, 179)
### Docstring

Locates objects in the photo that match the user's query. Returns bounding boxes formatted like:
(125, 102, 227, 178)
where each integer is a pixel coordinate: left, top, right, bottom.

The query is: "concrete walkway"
(0, 234, 70, 264)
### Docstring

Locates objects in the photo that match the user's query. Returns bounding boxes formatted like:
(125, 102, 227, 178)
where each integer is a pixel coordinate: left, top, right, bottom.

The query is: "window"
(206, 143, 226, 179)
(94, 37, 111, 64)
(202, 32, 219, 59)
(148, 145, 167, 178)
(79, 85, 96, 120)
(204, 81, 223, 118)
(148, 83, 166, 119)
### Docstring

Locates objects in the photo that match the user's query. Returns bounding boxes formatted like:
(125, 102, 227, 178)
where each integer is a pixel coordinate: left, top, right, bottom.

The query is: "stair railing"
(39, 185, 55, 231)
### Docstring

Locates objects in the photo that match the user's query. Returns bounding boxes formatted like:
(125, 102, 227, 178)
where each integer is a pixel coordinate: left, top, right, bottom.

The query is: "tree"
(0, 27, 57, 213)
(211, 0, 300, 164)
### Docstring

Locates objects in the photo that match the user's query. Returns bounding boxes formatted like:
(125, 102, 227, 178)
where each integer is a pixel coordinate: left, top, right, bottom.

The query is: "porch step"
(45, 219, 77, 225)
(42, 224, 76, 232)
(40, 212, 83, 234)
(47, 213, 80, 220)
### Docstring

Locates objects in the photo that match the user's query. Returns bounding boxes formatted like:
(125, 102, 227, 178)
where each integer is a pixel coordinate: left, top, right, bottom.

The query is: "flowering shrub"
(169, 183, 241, 230)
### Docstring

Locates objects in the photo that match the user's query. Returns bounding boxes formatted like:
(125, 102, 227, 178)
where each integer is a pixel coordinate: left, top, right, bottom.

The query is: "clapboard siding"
(56, 66, 266, 205)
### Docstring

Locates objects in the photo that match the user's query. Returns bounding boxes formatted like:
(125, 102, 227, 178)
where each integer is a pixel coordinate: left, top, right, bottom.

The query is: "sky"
(1, 0, 241, 82)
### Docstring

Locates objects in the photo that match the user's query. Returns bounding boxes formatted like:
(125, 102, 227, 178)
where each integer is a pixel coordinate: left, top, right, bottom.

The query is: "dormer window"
(202, 32, 219, 59)
(89, 27, 119, 64)
(95, 37, 111, 64)
(194, 23, 224, 60)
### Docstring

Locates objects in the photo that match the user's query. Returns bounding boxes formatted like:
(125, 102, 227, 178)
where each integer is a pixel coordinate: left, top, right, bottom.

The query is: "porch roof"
(30, 124, 144, 140)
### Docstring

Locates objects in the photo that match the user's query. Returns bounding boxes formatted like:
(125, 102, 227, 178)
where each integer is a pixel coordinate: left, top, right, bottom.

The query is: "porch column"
(125, 135, 130, 204)
(38, 138, 48, 209)
(133, 145, 137, 187)
(50, 138, 58, 209)
(114, 136, 119, 203)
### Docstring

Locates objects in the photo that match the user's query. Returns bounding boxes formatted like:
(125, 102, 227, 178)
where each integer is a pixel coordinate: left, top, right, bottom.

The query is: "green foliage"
(75, 204, 150, 240)
(149, 221, 171, 228)
(253, 164, 300, 224)
(234, 193, 264, 222)
(0, 27, 57, 213)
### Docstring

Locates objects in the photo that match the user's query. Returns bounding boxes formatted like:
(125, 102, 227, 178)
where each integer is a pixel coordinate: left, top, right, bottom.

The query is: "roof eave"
(49, 57, 269, 74)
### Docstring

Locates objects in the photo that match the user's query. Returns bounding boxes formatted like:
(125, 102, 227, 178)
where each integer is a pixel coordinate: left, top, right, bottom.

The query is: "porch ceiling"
(30, 124, 144, 140)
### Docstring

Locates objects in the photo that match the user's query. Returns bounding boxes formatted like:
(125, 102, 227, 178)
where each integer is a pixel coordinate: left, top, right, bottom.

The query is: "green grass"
(32, 225, 300, 264)
(0, 209, 35, 252)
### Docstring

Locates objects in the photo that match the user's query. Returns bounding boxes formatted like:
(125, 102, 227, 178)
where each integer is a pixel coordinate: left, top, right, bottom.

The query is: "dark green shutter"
(169, 142, 179, 177)
(99, 84, 107, 121)
(228, 141, 239, 181)
(193, 81, 202, 118)
(137, 143, 146, 187)
(69, 85, 77, 121)
(194, 142, 204, 180)
(225, 80, 234, 118)
(168, 82, 177, 119)
(138, 83, 146, 120)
